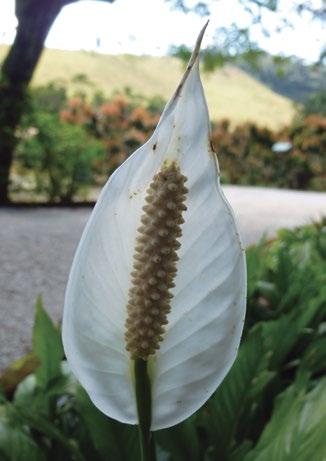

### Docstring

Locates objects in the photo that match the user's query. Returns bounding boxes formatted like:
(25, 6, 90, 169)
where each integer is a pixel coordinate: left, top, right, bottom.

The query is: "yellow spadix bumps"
(125, 163, 188, 359)
(62, 23, 246, 431)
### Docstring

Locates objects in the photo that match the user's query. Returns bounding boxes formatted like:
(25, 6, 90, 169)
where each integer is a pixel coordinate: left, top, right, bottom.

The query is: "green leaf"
(13, 372, 53, 424)
(243, 375, 326, 461)
(246, 238, 268, 300)
(6, 400, 86, 461)
(75, 386, 140, 461)
(0, 418, 46, 461)
(302, 336, 326, 375)
(156, 415, 200, 461)
(261, 294, 322, 370)
(14, 361, 78, 407)
(204, 327, 274, 459)
(14, 374, 37, 405)
(32, 297, 64, 388)
(230, 441, 253, 461)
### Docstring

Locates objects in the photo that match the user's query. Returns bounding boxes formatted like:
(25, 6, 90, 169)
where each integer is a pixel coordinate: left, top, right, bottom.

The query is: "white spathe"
(62, 24, 246, 431)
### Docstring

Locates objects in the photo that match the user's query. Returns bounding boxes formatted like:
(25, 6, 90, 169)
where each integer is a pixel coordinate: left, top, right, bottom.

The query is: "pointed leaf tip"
(192, 20, 209, 61)
(170, 21, 208, 104)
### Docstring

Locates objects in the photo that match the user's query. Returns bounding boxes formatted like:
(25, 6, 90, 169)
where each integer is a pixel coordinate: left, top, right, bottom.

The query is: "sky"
(0, 0, 324, 62)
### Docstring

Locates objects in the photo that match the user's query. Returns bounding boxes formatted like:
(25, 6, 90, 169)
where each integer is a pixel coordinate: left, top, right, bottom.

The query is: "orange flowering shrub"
(60, 97, 94, 125)
(286, 116, 326, 190)
(59, 95, 325, 191)
(60, 95, 159, 177)
(211, 119, 276, 185)
(212, 116, 325, 191)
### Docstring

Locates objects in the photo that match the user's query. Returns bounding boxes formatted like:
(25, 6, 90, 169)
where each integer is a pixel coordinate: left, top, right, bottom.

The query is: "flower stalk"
(134, 358, 157, 461)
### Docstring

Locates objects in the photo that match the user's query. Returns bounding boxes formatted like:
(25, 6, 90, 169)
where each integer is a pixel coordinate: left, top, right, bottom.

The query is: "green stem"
(134, 358, 157, 461)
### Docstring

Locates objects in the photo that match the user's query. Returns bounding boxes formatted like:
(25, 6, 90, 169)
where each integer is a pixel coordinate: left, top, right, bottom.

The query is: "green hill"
(0, 46, 296, 128)
(240, 56, 326, 103)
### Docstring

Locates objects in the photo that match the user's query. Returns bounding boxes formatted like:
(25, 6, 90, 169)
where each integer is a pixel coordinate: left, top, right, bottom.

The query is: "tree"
(0, 0, 114, 203)
(168, 1, 326, 68)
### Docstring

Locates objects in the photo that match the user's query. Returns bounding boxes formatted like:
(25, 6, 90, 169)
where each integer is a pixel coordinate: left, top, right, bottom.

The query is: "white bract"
(62, 24, 246, 431)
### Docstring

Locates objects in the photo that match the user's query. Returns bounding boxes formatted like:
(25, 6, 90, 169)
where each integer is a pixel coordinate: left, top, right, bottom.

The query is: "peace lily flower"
(62, 21, 246, 449)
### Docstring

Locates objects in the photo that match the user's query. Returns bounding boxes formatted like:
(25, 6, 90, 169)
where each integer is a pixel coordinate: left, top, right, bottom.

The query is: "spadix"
(62, 23, 246, 431)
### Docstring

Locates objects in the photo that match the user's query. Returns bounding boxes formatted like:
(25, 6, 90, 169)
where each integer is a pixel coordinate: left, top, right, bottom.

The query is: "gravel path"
(1, 185, 326, 371)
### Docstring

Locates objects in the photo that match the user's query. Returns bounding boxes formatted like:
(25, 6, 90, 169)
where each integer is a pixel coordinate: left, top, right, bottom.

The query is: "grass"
(0, 45, 297, 128)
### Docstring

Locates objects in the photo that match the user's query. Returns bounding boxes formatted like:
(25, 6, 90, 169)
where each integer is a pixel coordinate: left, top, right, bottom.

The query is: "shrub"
(29, 81, 68, 114)
(302, 90, 326, 117)
(13, 82, 326, 200)
(211, 119, 276, 185)
(286, 115, 326, 190)
(60, 94, 160, 177)
(16, 112, 105, 203)
(212, 116, 326, 191)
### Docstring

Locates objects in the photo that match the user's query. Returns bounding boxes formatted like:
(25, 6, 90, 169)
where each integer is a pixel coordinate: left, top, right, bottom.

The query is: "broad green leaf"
(302, 336, 326, 375)
(204, 327, 273, 458)
(261, 294, 322, 370)
(76, 386, 140, 461)
(62, 24, 246, 429)
(243, 376, 326, 461)
(33, 297, 64, 388)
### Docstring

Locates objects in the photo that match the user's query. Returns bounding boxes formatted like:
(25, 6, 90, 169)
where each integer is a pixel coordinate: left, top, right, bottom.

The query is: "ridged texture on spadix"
(62, 26, 246, 430)
(125, 163, 188, 359)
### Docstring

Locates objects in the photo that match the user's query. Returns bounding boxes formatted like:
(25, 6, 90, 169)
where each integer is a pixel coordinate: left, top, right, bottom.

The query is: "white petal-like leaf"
(62, 24, 246, 430)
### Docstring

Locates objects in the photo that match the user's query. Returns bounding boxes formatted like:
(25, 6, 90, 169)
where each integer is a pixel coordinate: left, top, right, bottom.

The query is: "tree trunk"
(0, 0, 75, 203)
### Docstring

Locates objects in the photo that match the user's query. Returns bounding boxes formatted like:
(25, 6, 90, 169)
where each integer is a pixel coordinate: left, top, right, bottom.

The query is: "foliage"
(167, 0, 326, 68)
(211, 119, 275, 186)
(51, 85, 326, 192)
(29, 81, 68, 114)
(302, 91, 326, 117)
(283, 115, 326, 190)
(15, 111, 105, 203)
(12, 82, 162, 201)
(60, 93, 160, 176)
(13, 86, 326, 202)
(12, 79, 326, 201)
(212, 116, 326, 190)
(0, 221, 325, 460)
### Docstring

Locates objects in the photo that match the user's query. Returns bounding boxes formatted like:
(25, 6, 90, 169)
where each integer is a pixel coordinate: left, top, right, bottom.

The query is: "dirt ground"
(1, 185, 325, 371)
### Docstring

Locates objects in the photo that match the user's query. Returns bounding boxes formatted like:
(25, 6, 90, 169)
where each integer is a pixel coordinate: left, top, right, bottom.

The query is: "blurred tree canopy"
(168, 0, 326, 68)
